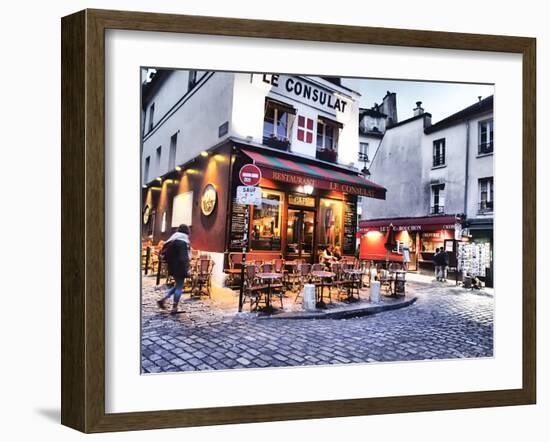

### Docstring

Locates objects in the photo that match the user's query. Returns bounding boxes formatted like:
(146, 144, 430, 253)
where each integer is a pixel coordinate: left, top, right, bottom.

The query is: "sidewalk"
(405, 271, 494, 296)
(143, 272, 464, 320)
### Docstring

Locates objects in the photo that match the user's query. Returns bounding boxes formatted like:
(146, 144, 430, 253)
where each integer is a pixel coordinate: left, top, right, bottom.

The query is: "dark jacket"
(164, 239, 190, 279)
(433, 251, 447, 266)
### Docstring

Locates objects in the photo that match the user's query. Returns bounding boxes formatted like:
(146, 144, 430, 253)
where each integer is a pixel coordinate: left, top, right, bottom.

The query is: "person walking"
(402, 243, 411, 271)
(441, 247, 449, 282)
(157, 224, 191, 314)
(433, 247, 443, 281)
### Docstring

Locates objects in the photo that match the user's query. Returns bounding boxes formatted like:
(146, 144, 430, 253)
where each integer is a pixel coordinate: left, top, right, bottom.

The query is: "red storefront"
(142, 139, 387, 280)
(358, 215, 457, 273)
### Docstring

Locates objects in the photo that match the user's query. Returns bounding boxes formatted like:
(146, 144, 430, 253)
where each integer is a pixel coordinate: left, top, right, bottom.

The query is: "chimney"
(380, 91, 398, 124)
(413, 101, 424, 116)
(478, 96, 482, 102)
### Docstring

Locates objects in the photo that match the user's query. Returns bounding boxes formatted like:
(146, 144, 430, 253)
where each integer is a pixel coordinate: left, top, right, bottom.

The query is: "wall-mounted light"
(200, 151, 209, 157)
(175, 166, 182, 172)
(303, 184, 314, 195)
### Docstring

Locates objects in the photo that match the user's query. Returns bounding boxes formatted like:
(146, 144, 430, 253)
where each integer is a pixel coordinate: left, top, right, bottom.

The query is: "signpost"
(237, 164, 262, 312)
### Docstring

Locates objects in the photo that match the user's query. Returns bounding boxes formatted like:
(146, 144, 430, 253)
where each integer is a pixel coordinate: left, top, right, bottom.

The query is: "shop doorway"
(286, 209, 316, 262)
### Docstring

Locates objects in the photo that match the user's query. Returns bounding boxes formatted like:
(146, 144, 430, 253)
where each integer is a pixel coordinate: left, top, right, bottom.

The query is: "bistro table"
(342, 269, 364, 301)
(310, 270, 335, 309)
(255, 272, 284, 311)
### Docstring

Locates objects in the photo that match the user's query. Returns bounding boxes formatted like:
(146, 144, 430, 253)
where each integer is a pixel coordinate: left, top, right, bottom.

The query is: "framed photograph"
(61, 9, 536, 433)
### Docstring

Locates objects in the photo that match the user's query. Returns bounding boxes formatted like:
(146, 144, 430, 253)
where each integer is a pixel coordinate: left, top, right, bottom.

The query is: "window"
(478, 177, 494, 213)
(148, 103, 155, 132)
(251, 189, 283, 250)
(316, 118, 340, 163)
(433, 138, 446, 167)
(168, 133, 177, 171)
(144, 156, 151, 183)
(155, 146, 162, 176)
(297, 115, 314, 143)
(359, 142, 369, 162)
(188, 70, 198, 91)
(431, 184, 445, 214)
(479, 119, 494, 154)
(319, 199, 343, 250)
(263, 99, 294, 150)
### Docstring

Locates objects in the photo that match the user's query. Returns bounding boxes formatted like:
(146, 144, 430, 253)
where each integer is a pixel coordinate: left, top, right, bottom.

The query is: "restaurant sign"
(288, 194, 315, 207)
(260, 74, 350, 114)
(262, 169, 384, 199)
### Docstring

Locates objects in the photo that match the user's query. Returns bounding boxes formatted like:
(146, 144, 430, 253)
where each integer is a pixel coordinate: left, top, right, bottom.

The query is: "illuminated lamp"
(303, 184, 314, 195)
(200, 151, 209, 157)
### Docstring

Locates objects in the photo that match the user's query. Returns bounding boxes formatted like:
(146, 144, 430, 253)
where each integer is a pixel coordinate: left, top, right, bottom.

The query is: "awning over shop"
(359, 215, 458, 233)
(241, 149, 386, 199)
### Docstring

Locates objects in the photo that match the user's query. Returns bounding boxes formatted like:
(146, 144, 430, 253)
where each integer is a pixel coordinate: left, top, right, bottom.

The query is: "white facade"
(362, 97, 494, 224)
(142, 71, 362, 186)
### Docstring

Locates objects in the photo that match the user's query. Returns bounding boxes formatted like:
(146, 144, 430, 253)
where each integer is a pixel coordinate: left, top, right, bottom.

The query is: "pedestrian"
(441, 247, 449, 282)
(157, 224, 191, 314)
(433, 247, 442, 281)
(402, 243, 411, 271)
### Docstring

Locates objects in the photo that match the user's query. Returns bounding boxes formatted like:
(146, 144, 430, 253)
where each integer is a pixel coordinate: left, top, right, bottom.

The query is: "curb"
(258, 296, 417, 320)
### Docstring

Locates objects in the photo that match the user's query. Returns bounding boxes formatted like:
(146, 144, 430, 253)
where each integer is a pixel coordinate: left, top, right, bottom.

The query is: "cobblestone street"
(141, 275, 494, 373)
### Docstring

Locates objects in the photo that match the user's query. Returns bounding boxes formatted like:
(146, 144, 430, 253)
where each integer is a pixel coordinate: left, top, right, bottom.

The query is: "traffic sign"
(236, 185, 262, 206)
(239, 164, 262, 186)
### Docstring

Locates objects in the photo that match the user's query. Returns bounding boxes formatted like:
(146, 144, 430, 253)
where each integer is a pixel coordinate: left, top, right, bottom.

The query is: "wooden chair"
(294, 263, 312, 303)
(285, 259, 304, 292)
(193, 258, 214, 297)
(243, 264, 266, 311)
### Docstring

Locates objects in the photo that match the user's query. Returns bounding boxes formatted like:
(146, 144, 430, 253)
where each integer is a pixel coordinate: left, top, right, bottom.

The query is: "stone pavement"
(141, 275, 494, 373)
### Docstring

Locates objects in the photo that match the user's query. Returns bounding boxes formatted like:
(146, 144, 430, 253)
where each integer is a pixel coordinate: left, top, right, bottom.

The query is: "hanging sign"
(236, 186, 262, 206)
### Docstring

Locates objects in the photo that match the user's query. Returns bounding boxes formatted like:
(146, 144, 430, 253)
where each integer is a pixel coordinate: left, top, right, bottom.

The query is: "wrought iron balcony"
(262, 135, 291, 151)
(430, 205, 445, 215)
(478, 200, 494, 213)
(478, 142, 494, 155)
(432, 154, 445, 167)
(316, 148, 338, 163)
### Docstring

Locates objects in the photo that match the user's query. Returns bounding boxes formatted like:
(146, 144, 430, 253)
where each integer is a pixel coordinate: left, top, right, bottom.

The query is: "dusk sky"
(345, 77, 495, 124)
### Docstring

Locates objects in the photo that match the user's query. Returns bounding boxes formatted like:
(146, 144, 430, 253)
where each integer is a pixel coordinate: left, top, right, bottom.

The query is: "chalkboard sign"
(229, 197, 247, 250)
(343, 199, 357, 255)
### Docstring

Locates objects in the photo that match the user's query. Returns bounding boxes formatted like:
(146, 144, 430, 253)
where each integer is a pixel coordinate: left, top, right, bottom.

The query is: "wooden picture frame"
(61, 8, 536, 433)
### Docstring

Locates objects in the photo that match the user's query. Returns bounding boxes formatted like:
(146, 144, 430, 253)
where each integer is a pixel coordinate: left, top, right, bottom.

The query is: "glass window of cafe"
(318, 198, 343, 250)
(251, 189, 283, 250)
(420, 231, 452, 252)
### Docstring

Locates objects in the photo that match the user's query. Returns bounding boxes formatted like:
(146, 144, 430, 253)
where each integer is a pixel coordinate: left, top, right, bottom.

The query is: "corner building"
(141, 71, 386, 285)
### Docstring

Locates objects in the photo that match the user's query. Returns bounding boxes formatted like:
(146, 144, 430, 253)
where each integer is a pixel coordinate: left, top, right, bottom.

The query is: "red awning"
(241, 149, 386, 199)
(358, 215, 457, 233)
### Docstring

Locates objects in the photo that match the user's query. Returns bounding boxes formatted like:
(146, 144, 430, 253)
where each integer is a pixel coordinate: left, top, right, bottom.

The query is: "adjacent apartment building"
(358, 95, 494, 284)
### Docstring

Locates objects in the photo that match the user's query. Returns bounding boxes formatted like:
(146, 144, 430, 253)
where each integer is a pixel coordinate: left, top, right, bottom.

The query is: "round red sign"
(239, 164, 262, 186)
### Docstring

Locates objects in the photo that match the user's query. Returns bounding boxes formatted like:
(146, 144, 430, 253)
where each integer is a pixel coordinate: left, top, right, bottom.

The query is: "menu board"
(343, 199, 357, 255)
(229, 197, 248, 250)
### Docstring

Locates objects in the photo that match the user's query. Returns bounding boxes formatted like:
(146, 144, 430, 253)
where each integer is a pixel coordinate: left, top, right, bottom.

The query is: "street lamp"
(358, 142, 370, 177)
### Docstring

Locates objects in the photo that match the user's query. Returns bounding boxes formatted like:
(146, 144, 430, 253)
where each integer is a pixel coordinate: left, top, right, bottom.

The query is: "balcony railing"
(262, 134, 291, 151)
(430, 205, 445, 215)
(478, 142, 494, 155)
(432, 154, 445, 167)
(478, 201, 494, 213)
(316, 148, 338, 163)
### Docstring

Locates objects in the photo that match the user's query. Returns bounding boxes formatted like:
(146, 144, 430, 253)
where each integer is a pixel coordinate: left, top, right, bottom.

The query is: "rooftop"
(425, 95, 494, 134)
